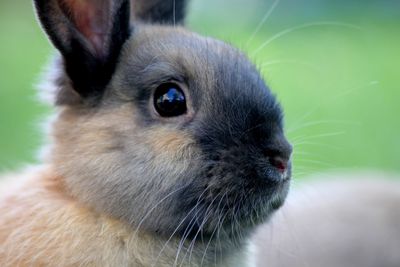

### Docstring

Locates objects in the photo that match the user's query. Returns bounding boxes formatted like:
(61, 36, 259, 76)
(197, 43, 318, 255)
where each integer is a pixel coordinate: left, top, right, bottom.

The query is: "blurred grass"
(0, 0, 399, 177)
(0, 1, 51, 171)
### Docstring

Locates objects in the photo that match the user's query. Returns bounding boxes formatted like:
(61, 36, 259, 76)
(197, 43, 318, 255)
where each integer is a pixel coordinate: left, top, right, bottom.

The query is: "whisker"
(173, 0, 176, 27)
(294, 158, 336, 168)
(199, 193, 229, 267)
(245, 0, 281, 47)
(173, 207, 204, 267)
(151, 186, 211, 267)
(229, 193, 243, 247)
(287, 119, 360, 134)
(182, 204, 215, 267)
(293, 151, 321, 157)
(292, 141, 343, 151)
(214, 201, 229, 267)
(252, 21, 362, 56)
(290, 131, 346, 143)
(331, 80, 379, 100)
(260, 59, 323, 76)
(185, 191, 229, 267)
(173, 191, 223, 267)
(288, 80, 378, 132)
(131, 184, 189, 246)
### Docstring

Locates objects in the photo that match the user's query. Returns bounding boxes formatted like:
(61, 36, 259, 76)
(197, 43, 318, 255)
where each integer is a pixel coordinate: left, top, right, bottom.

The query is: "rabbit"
(0, 0, 293, 266)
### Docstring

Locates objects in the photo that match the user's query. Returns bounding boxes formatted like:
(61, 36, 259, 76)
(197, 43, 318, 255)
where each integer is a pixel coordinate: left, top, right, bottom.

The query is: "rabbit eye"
(154, 83, 187, 117)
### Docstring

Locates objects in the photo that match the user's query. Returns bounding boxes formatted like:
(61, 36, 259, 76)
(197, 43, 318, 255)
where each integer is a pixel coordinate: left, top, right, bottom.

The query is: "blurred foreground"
(254, 171, 400, 267)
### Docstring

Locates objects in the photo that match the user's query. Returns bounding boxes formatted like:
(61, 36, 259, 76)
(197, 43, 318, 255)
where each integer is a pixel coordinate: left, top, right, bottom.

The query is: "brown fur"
(0, 168, 145, 266)
(51, 102, 199, 200)
(0, 167, 246, 267)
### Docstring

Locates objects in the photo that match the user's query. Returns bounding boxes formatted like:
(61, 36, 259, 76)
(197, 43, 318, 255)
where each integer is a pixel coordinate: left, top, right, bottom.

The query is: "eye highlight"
(154, 83, 187, 117)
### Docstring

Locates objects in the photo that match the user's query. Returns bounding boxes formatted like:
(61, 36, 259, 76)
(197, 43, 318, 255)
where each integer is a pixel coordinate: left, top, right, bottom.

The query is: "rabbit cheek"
(145, 129, 194, 160)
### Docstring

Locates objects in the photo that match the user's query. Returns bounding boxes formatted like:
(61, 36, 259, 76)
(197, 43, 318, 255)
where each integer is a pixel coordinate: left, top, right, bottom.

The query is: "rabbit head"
(35, 0, 292, 247)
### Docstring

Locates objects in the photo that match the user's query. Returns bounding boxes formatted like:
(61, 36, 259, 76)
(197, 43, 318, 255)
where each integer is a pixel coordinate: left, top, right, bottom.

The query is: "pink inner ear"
(61, 0, 111, 56)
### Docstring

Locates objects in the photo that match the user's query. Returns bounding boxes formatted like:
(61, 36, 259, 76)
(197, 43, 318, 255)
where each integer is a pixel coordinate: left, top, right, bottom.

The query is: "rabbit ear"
(34, 0, 131, 99)
(132, 0, 188, 25)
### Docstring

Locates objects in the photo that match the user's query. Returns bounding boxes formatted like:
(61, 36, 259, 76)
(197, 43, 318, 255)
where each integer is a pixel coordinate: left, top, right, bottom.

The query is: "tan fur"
(0, 167, 246, 267)
(0, 167, 135, 266)
(51, 103, 199, 200)
(146, 128, 194, 155)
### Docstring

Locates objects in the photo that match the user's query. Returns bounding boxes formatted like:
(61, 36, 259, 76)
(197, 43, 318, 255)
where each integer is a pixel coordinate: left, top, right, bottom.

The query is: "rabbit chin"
(148, 174, 291, 250)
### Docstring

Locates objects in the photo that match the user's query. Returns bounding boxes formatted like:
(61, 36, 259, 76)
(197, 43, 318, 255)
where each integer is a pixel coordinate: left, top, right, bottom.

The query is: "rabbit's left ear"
(34, 0, 131, 99)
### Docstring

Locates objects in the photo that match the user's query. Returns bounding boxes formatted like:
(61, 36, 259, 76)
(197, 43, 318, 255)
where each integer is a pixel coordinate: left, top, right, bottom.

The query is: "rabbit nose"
(264, 138, 293, 173)
(269, 156, 289, 173)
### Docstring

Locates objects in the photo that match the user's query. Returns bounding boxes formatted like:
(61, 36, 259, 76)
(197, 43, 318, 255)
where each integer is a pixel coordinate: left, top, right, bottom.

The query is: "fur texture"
(0, 167, 249, 267)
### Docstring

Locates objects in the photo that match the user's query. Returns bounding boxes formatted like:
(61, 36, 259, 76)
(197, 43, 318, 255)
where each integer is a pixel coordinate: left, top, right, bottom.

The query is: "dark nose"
(269, 156, 289, 173)
(265, 137, 293, 173)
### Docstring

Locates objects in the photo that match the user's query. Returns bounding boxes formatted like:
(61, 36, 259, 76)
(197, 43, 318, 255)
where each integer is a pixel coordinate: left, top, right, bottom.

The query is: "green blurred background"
(0, 0, 399, 177)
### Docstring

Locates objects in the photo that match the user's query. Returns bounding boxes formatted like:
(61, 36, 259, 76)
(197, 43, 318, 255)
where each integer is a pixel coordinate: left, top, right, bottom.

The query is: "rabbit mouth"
(170, 159, 291, 245)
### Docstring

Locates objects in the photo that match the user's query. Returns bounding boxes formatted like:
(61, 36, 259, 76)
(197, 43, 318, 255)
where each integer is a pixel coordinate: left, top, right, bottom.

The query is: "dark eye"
(154, 83, 187, 117)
